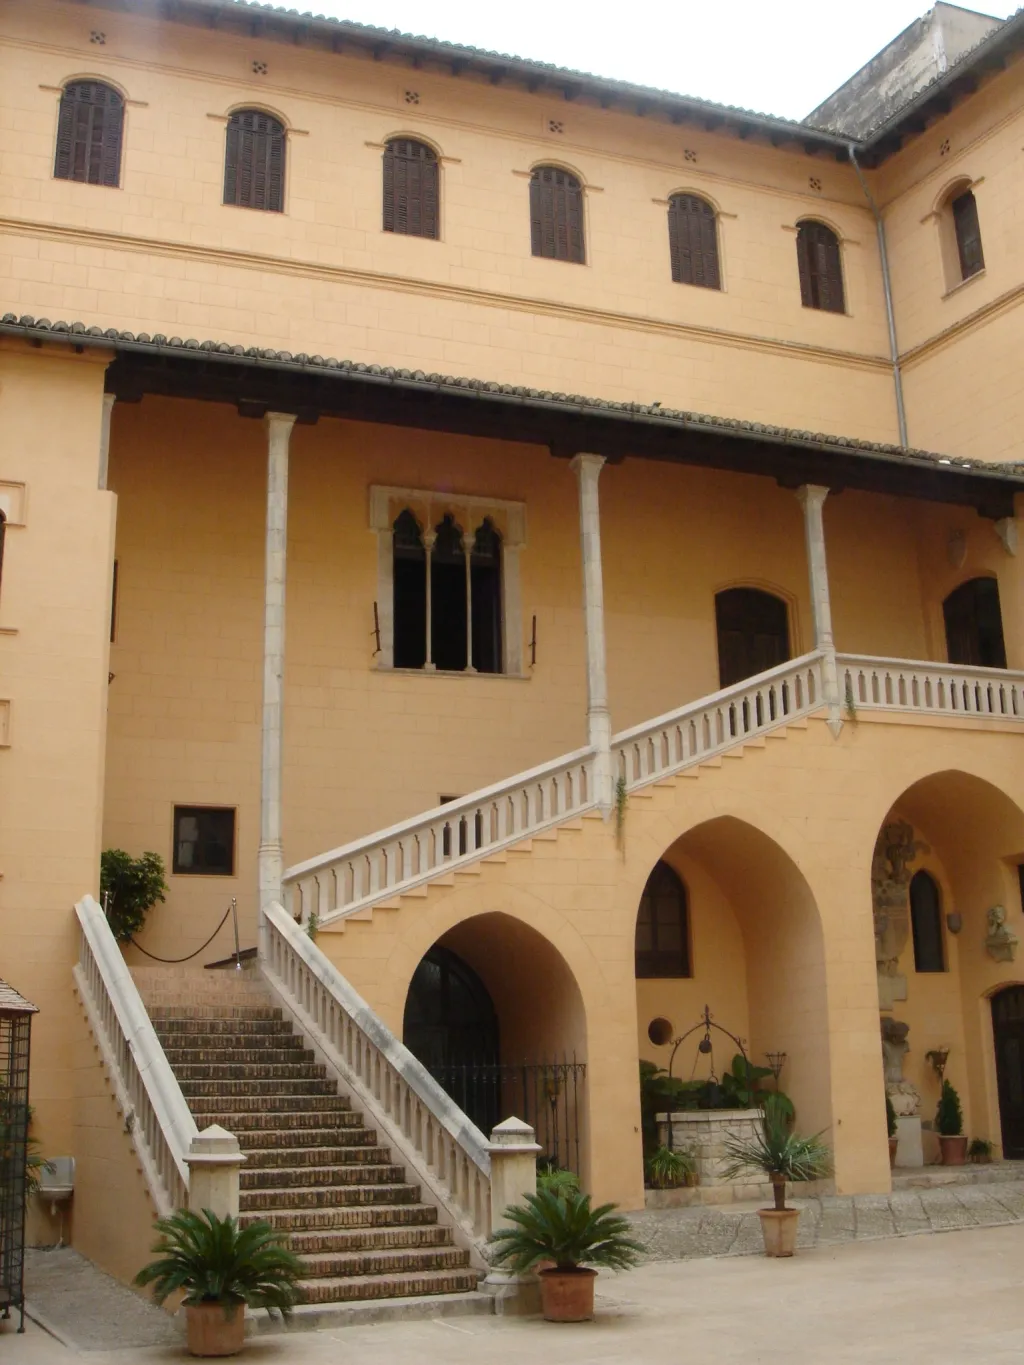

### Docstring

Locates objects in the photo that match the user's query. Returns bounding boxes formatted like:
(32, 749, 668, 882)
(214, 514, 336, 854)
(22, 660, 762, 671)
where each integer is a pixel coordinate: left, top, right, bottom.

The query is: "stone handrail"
(614, 651, 825, 790)
(73, 895, 197, 1216)
(261, 901, 492, 1254)
(284, 745, 595, 927)
(837, 655, 1024, 720)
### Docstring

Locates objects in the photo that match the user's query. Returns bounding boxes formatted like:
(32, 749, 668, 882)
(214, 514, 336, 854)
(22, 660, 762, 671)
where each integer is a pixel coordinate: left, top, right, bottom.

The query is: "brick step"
(240, 1184, 420, 1213)
(171, 1061, 325, 1081)
(179, 1078, 337, 1098)
(149, 1005, 284, 1021)
(298, 1246, 470, 1281)
(297, 1269, 479, 1305)
(232, 1126, 377, 1150)
(187, 1097, 354, 1121)
(160, 1044, 310, 1064)
(152, 1018, 295, 1037)
(241, 1164, 405, 1191)
(242, 1204, 438, 1233)
(285, 1225, 453, 1255)
(245, 1145, 391, 1169)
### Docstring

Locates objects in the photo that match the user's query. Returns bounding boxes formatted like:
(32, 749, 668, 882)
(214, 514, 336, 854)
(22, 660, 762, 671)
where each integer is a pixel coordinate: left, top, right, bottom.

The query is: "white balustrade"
(285, 747, 595, 927)
(838, 655, 1024, 720)
(261, 902, 491, 1250)
(614, 652, 824, 791)
(73, 895, 197, 1216)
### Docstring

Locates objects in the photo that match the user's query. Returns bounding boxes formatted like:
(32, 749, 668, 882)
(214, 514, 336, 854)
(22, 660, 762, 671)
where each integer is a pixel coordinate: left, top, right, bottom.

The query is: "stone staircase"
(132, 966, 479, 1308)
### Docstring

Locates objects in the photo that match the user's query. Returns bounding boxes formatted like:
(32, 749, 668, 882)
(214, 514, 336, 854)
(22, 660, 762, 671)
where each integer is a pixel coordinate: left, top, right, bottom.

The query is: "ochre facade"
(2, 0, 1024, 1279)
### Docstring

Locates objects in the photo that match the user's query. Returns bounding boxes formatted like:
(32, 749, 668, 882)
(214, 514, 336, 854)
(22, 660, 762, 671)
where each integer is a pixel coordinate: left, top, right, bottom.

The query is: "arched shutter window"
(383, 139, 439, 239)
(668, 194, 720, 289)
(530, 166, 585, 264)
(224, 109, 285, 212)
(796, 220, 845, 313)
(54, 81, 124, 187)
(635, 861, 691, 979)
(951, 189, 984, 280)
(0, 511, 6, 601)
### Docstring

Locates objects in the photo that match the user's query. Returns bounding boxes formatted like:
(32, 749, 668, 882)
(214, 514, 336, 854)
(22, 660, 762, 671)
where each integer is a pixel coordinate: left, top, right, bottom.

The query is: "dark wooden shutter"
(796, 221, 845, 313)
(668, 194, 720, 289)
(224, 110, 285, 212)
(383, 139, 439, 239)
(529, 167, 585, 263)
(952, 190, 984, 280)
(53, 81, 124, 187)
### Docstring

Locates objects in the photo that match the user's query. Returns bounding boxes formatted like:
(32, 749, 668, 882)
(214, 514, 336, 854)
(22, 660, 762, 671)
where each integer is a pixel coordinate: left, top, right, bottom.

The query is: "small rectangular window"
(173, 806, 236, 876)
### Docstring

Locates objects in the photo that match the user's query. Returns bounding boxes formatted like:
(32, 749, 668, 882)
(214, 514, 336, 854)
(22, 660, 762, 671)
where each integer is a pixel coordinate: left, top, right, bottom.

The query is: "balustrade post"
(259, 412, 297, 956)
(797, 484, 842, 736)
(482, 1117, 542, 1315)
(184, 1125, 246, 1218)
(570, 454, 614, 812)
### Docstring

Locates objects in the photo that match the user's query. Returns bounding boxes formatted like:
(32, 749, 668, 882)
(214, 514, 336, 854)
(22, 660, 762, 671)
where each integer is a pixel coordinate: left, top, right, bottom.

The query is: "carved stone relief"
(871, 819, 929, 1010)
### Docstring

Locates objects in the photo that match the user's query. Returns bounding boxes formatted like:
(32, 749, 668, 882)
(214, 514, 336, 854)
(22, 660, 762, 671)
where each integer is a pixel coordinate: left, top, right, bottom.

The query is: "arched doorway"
(943, 577, 1006, 668)
(403, 945, 500, 1133)
(715, 587, 791, 687)
(992, 987, 1024, 1159)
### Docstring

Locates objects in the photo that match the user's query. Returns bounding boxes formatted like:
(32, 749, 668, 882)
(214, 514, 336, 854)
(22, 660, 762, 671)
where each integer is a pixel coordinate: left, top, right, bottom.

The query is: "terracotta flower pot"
(538, 1267, 598, 1322)
(939, 1135, 968, 1166)
(186, 1302, 246, 1358)
(888, 1137, 899, 1169)
(757, 1208, 800, 1257)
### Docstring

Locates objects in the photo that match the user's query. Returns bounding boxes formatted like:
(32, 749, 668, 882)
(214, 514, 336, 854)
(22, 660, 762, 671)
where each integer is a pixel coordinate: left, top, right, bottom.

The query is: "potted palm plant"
(488, 1188, 643, 1322)
(936, 1080, 968, 1165)
(134, 1208, 301, 1357)
(721, 1095, 832, 1257)
(886, 1092, 899, 1169)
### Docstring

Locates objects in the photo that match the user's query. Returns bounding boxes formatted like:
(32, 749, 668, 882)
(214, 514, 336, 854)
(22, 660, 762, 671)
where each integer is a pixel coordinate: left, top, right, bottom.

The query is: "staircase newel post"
(482, 1117, 542, 1315)
(797, 484, 843, 736)
(259, 412, 297, 957)
(570, 454, 614, 811)
(184, 1125, 247, 1219)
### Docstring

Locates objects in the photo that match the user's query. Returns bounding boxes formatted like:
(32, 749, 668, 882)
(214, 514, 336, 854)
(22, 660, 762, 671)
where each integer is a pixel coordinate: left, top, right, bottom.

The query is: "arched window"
(383, 138, 439, 239)
(392, 509, 505, 674)
(635, 861, 690, 978)
(950, 188, 984, 282)
(796, 220, 845, 313)
(0, 511, 6, 600)
(530, 166, 585, 264)
(943, 577, 1006, 668)
(392, 509, 427, 669)
(910, 871, 945, 973)
(470, 519, 503, 674)
(715, 588, 791, 688)
(223, 109, 285, 212)
(668, 194, 720, 289)
(54, 80, 124, 187)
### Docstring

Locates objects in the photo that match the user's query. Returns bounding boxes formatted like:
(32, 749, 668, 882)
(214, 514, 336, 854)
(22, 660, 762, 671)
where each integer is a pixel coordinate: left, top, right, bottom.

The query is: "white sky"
(290, 0, 1015, 120)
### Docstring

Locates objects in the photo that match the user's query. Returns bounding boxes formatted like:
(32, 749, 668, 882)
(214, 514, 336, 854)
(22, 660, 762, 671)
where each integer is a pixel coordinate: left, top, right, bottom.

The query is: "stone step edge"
(245, 1290, 494, 1336)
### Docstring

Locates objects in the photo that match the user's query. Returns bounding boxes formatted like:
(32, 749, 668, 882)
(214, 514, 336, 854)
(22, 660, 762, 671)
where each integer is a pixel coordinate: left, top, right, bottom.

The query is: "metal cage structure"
(0, 980, 38, 1333)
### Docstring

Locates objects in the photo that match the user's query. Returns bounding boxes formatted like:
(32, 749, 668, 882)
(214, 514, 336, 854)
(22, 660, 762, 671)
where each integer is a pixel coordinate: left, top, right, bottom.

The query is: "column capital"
(569, 452, 606, 480)
(796, 483, 829, 511)
(264, 411, 297, 435)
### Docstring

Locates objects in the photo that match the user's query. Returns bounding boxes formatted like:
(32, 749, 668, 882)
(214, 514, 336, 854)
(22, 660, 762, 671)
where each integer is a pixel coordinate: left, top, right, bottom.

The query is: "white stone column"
(98, 392, 116, 490)
(482, 1117, 542, 1316)
(797, 484, 842, 735)
(258, 413, 296, 942)
(184, 1125, 247, 1218)
(571, 454, 613, 809)
(423, 529, 436, 670)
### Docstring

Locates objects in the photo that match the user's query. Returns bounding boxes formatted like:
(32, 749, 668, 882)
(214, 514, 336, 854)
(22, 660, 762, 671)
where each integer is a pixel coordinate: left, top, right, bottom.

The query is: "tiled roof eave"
(3, 312, 1023, 490)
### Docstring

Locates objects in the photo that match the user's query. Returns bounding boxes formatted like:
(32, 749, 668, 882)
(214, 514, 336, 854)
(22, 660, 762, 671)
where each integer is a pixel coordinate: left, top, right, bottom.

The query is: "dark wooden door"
(715, 588, 791, 688)
(943, 578, 1007, 668)
(992, 986, 1024, 1159)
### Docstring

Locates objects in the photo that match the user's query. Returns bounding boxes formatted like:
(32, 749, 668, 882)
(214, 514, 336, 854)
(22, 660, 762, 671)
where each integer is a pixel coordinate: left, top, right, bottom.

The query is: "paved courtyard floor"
(3, 1222, 1023, 1364)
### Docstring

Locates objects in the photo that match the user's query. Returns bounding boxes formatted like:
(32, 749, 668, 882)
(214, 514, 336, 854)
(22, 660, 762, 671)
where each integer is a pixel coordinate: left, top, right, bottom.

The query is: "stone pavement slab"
(3, 1223, 1023, 1365)
(23, 1248, 182, 1352)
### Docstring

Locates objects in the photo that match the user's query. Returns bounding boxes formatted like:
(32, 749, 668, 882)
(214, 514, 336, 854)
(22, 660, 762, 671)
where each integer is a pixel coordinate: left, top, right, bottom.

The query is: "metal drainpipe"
(848, 142, 909, 449)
